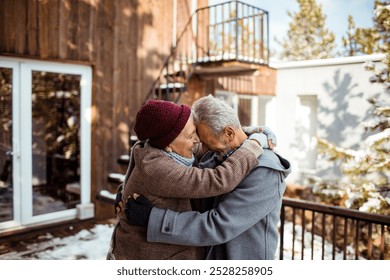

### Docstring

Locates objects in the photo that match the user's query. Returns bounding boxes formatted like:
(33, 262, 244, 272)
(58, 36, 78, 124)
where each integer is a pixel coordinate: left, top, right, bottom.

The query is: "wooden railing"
(279, 197, 390, 260)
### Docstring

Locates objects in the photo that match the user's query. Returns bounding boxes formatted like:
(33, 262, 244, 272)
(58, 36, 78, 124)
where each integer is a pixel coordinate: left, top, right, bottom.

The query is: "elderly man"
(126, 95, 291, 260)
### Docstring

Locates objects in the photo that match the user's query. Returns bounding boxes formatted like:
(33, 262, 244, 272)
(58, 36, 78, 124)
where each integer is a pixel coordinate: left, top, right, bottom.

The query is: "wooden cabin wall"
(0, 0, 180, 218)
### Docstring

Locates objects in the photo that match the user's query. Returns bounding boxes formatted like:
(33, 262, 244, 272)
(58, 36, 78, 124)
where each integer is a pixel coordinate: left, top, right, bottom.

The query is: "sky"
(211, 0, 377, 55)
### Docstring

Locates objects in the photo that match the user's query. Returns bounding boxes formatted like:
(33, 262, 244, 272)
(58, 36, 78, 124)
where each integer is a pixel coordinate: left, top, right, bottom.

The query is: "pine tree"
(277, 0, 335, 61)
(363, 1, 389, 132)
(342, 15, 359, 56)
(369, 1, 390, 88)
(313, 1, 390, 215)
(342, 16, 380, 56)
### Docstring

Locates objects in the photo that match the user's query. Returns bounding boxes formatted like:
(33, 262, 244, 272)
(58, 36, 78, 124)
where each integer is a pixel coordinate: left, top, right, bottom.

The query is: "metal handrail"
(282, 197, 390, 225)
(280, 197, 390, 260)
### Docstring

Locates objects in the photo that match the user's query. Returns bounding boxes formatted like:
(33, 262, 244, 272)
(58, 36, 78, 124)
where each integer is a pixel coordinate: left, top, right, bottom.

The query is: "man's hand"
(125, 194, 154, 228)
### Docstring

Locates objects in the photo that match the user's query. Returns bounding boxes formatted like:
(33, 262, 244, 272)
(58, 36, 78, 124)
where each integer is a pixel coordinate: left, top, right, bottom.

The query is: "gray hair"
(191, 95, 241, 135)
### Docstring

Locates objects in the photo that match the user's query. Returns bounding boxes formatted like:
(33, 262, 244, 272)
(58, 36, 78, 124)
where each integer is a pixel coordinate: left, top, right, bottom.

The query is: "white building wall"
(270, 54, 386, 185)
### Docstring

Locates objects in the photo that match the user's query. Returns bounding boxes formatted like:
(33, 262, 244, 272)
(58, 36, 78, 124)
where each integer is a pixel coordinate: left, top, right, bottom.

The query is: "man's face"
(196, 122, 232, 155)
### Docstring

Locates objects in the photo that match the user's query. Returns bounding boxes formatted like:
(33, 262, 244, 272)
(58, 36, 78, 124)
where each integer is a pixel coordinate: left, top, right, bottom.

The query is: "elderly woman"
(108, 100, 265, 260)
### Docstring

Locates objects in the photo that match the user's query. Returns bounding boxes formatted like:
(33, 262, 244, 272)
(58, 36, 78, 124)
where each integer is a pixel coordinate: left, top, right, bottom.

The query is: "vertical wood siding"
(0, 0, 175, 217)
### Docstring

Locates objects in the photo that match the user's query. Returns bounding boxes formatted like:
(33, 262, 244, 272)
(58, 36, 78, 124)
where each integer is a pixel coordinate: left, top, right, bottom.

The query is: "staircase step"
(158, 82, 185, 89)
(108, 173, 125, 184)
(97, 189, 116, 204)
(117, 136, 137, 166)
(117, 155, 130, 165)
(130, 135, 138, 146)
(162, 64, 188, 76)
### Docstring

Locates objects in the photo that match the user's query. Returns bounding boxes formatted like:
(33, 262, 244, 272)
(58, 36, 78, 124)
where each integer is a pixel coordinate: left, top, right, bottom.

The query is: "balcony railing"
(195, 0, 269, 64)
(280, 197, 390, 260)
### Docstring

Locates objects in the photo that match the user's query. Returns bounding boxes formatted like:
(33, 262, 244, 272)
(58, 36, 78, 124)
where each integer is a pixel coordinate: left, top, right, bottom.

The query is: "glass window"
(31, 71, 81, 216)
(0, 67, 13, 222)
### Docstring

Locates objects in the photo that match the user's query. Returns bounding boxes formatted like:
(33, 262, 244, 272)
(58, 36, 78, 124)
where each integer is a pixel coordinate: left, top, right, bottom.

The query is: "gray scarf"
(162, 150, 195, 167)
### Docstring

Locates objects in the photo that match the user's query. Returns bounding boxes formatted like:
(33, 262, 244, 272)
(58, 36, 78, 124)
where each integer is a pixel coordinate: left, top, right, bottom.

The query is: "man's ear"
(223, 126, 236, 141)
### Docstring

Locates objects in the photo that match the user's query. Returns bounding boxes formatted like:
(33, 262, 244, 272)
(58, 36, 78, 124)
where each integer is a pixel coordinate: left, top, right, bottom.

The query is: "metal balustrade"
(279, 197, 390, 260)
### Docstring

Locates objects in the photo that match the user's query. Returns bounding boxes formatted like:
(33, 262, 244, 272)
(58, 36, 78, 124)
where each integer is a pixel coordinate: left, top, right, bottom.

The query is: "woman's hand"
(242, 125, 277, 149)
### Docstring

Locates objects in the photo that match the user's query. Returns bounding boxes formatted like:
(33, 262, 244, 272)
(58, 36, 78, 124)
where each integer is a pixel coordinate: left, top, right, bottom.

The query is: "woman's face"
(168, 117, 199, 158)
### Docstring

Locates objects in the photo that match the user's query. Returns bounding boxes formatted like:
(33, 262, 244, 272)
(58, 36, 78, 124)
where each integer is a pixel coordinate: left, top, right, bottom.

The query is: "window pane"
(238, 97, 251, 126)
(31, 71, 81, 216)
(0, 67, 13, 222)
(296, 96, 317, 170)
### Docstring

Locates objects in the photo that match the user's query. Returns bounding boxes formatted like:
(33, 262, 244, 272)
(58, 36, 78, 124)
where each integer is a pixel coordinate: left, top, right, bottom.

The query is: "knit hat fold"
(134, 100, 191, 149)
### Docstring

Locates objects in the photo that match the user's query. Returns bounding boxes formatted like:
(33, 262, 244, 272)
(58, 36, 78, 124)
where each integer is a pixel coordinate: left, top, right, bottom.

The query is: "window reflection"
(31, 71, 81, 216)
(0, 67, 13, 222)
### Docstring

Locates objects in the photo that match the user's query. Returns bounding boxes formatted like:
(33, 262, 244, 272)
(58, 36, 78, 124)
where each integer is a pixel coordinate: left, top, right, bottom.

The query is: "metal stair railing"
(139, 12, 198, 104)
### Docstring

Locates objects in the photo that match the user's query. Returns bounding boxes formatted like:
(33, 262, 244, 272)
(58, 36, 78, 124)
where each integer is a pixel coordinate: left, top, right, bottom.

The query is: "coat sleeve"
(142, 140, 262, 199)
(147, 167, 282, 246)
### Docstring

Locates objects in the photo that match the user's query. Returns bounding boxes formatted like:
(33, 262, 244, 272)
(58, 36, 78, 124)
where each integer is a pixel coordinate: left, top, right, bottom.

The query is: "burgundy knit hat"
(134, 100, 191, 149)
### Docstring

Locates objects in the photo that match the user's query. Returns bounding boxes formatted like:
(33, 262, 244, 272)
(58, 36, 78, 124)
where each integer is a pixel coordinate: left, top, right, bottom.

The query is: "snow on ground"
(0, 223, 115, 260)
(1, 220, 363, 260)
